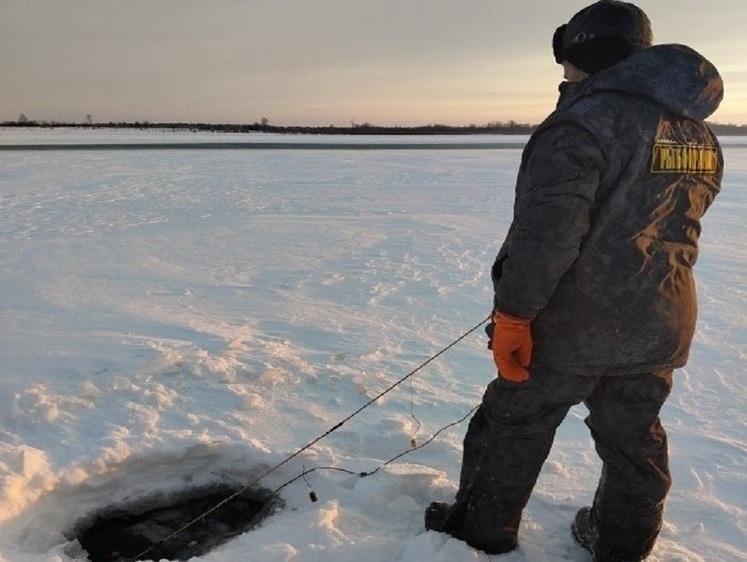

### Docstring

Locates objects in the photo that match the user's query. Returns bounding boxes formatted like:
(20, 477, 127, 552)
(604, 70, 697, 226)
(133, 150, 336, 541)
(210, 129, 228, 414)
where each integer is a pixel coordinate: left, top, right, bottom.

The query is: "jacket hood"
(558, 44, 723, 120)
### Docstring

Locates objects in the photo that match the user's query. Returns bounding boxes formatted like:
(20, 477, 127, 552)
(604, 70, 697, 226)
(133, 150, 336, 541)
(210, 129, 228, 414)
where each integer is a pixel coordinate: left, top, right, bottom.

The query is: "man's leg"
(428, 369, 598, 553)
(582, 370, 673, 559)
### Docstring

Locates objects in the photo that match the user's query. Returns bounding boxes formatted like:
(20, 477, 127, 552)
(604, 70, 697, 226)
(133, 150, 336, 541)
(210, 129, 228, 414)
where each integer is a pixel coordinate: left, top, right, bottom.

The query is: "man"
(425, 2, 724, 561)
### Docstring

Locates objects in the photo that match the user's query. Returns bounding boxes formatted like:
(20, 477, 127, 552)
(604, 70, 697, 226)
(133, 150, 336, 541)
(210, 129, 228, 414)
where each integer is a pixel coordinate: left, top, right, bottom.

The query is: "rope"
(125, 315, 490, 561)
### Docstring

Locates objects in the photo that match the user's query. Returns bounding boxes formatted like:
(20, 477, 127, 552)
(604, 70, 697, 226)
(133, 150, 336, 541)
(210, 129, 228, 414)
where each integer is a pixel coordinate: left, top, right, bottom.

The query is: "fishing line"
(266, 401, 480, 501)
(124, 315, 490, 561)
(409, 377, 422, 447)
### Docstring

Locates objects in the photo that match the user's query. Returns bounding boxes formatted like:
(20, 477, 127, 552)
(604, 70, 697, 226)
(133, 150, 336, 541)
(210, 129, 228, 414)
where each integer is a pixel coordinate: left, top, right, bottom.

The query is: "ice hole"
(70, 483, 280, 561)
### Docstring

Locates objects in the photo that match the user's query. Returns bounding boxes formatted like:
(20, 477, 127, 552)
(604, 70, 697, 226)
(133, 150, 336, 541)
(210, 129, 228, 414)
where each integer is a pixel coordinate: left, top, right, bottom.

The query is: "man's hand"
(492, 312, 533, 382)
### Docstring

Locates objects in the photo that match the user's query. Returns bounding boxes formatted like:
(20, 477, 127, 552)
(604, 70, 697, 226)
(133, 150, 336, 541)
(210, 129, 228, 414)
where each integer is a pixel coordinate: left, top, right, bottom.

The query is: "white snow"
(0, 127, 744, 562)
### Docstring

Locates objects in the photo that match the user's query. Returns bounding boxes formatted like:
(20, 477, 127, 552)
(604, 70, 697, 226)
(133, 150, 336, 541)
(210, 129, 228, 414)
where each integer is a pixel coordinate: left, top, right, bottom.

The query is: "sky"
(2, 0, 746, 127)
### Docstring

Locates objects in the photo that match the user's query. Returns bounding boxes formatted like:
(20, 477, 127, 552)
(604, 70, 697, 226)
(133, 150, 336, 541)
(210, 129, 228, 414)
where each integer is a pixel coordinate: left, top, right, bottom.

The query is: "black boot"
(572, 507, 649, 562)
(424, 502, 454, 533)
(424, 502, 517, 555)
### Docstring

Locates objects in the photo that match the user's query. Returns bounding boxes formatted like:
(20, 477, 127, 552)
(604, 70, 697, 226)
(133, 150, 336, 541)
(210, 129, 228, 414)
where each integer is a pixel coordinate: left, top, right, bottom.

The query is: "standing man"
(425, 2, 724, 561)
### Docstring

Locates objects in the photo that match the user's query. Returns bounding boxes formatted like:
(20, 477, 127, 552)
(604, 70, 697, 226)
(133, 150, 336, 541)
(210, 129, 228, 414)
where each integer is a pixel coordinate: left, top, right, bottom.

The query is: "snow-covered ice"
(0, 128, 744, 561)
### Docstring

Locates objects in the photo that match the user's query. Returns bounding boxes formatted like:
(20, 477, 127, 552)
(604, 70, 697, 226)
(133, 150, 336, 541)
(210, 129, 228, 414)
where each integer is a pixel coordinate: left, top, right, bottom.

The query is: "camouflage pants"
(448, 367, 673, 555)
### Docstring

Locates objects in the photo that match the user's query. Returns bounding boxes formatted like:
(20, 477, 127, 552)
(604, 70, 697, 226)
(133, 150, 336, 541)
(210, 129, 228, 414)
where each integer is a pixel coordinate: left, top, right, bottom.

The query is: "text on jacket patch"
(650, 142, 719, 174)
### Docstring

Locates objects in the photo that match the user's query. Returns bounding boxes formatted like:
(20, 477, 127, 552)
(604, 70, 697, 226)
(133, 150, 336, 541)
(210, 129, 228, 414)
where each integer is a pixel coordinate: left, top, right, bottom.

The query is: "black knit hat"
(552, 0, 653, 74)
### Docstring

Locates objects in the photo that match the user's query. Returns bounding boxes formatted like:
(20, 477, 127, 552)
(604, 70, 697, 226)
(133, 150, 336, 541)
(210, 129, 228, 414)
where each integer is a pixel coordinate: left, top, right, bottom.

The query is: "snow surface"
(0, 128, 744, 561)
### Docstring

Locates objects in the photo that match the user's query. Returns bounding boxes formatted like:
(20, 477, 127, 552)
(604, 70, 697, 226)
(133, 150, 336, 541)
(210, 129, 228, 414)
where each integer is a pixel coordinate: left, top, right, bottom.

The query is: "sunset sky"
(2, 0, 745, 127)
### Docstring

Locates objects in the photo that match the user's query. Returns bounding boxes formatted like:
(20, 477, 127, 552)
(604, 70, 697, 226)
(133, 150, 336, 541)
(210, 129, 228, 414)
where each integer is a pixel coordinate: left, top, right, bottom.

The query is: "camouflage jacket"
(493, 44, 724, 373)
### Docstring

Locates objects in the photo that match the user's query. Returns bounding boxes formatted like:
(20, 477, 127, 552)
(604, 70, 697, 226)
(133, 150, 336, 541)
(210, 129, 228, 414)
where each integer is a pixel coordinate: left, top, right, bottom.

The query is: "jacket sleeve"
(494, 122, 606, 319)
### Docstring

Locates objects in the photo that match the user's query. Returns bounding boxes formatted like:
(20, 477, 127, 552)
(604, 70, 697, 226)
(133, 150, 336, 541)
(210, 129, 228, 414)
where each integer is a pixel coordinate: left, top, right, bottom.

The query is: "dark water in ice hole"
(72, 484, 279, 561)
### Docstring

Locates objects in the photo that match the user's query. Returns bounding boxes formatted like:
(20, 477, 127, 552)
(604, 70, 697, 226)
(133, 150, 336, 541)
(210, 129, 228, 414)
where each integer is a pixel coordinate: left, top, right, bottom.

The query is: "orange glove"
(492, 312, 533, 382)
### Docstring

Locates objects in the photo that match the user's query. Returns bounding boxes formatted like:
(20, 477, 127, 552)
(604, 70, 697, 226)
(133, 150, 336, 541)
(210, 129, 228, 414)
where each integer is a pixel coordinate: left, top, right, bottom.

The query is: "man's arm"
(494, 123, 606, 319)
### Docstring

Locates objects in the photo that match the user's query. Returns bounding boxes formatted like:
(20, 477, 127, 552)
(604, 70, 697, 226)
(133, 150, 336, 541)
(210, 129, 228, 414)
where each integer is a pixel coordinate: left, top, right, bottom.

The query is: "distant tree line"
(4, 115, 747, 135)
(3, 116, 537, 135)
(706, 122, 747, 136)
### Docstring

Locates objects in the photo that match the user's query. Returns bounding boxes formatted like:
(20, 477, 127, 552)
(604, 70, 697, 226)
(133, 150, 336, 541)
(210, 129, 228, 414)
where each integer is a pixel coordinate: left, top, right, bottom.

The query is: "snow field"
(0, 129, 744, 561)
